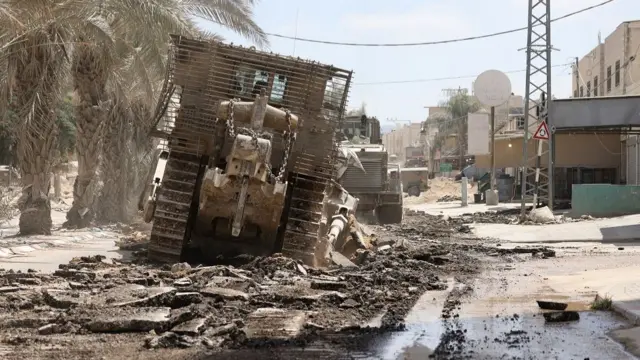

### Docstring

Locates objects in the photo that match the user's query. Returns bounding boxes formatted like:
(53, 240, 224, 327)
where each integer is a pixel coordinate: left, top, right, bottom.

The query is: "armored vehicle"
(337, 144, 403, 224)
(144, 35, 354, 266)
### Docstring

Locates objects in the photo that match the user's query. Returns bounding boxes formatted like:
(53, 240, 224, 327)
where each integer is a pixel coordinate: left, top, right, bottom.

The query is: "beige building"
(572, 20, 640, 184)
(424, 94, 525, 160)
(381, 123, 422, 161)
(573, 21, 640, 98)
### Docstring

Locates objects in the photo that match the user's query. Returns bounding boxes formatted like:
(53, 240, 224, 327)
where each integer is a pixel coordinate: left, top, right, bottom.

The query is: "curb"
(597, 293, 640, 326)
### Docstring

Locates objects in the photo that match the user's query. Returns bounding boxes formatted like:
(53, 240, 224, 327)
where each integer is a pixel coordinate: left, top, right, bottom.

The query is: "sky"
(197, 0, 638, 129)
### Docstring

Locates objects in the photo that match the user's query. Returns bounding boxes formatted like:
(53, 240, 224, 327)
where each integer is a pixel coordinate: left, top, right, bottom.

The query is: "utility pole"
(574, 57, 580, 97)
(520, 0, 554, 217)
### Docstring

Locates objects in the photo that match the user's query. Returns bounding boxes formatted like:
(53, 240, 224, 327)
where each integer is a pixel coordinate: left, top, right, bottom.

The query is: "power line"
(265, 0, 615, 47)
(353, 63, 572, 85)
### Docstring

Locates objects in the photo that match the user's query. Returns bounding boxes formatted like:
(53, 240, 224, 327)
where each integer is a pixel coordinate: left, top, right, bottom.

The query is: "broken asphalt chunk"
(88, 307, 171, 333)
(173, 278, 193, 287)
(200, 286, 250, 301)
(244, 308, 308, 340)
(310, 280, 347, 291)
(330, 251, 357, 268)
(43, 285, 176, 309)
(536, 300, 568, 311)
(37, 324, 58, 335)
(171, 292, 203, 308)
(205, 323, 237, 337)
(53, 269, 96, 281)
(543, 311, 580, 323)
(171, 317, 209, 336)
(145, 331, 195, 349)
(0, 286, 20, 294)
(339, 299, 360, 308)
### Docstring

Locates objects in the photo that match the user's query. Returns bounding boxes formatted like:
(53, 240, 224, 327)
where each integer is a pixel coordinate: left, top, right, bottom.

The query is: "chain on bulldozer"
(225, 98, 237, 138)
(276, 109, 297, 182)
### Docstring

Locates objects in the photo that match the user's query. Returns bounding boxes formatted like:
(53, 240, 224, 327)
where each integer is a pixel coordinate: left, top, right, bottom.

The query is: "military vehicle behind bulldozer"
(144, 35, 356, 267)
(338, 144, 403, 224)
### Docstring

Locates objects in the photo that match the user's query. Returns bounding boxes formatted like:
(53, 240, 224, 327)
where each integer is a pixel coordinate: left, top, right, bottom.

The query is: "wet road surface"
(197, 254, 639, 360)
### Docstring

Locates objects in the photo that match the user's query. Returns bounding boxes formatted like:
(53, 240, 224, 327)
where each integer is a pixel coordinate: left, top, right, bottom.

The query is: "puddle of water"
(376, 279, 454, 359)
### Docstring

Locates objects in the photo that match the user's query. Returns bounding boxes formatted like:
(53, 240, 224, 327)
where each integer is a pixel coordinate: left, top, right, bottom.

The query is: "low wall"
(571, 184, 640, 217)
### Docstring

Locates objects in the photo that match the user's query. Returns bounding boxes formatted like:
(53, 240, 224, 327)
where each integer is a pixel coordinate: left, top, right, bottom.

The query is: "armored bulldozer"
(337, 144, 403, 224)
(144, 35, 356, 267)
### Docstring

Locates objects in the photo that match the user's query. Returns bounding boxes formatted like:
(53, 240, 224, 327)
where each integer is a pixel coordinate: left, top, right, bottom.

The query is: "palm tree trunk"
(65, 45, 109, 228)
(12, 32, 66, 235)
(96, 103, 125, 223)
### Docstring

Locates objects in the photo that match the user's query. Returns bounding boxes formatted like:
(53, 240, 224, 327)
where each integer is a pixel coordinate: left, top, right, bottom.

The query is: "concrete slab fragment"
(207, 276, 249, 290)
(0, 286, 20, 293)
(200, 286, 249, 301)
(264, 284, 347, 303)
(244, 308, 308, 340)
(87, 307, 171, 333)
(171, 317, 209, 336)
(330, 251, 357, 268)
(43, 285, 176, 309)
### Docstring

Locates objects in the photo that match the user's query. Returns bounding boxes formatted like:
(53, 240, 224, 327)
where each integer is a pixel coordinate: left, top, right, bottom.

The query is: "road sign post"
(533, 122, 550, 140)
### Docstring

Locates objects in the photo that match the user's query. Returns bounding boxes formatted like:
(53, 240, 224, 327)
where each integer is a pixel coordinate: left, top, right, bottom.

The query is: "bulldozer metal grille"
(340, 158, 386, 192)
(149, 35, 353, 265)
(154, 35, 353, 179)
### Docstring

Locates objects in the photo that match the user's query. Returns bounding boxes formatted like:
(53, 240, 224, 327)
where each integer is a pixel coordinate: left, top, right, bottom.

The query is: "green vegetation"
(591, 295, 613, 310)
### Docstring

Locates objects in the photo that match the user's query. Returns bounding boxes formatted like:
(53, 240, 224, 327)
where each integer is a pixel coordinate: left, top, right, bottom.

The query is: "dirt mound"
(404, 177, 475, 205)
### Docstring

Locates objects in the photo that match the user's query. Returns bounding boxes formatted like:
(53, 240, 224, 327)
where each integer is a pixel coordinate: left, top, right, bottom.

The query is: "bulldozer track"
(281, 174, 328, 265)
(149, 151, 201, 263)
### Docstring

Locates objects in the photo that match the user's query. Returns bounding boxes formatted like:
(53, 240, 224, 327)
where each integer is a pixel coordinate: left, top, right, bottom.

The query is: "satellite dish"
(473, 70, 512, 107)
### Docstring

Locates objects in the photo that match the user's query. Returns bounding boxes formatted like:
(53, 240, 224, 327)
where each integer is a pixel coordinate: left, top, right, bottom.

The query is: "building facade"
(572, 20, 640, 184)
(381, 123, 422, 162)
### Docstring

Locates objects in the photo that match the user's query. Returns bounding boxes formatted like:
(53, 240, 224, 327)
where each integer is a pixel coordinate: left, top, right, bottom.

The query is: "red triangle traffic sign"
(532, 122, 550, 140)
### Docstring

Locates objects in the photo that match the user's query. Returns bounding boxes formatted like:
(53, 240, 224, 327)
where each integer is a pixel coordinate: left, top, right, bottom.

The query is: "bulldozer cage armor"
(148, 34, 352, 264)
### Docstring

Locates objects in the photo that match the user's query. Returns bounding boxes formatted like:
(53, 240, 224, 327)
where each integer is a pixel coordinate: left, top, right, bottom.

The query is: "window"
(615, 60, 621, 87)
(594, 76, 598, 96)
(516, 117, 525, 130)
(586, 81, 591, 97)
(580, 86, 584, 97)
(574, 90, 578, 98)
(270, 74, 287, 103)
(607, 66, 612, 92)
(233, 67, 288, 104)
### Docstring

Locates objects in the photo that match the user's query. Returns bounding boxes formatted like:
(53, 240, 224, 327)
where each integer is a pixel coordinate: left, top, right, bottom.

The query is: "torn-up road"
(0, 228, 488, 359)
(0, 210, 572, 359)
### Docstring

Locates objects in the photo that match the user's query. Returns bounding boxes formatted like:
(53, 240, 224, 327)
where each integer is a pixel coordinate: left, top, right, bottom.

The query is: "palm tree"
(0, 1, 90, 234)
(438, 92, 480, 168)
(66, 0, 268, 227)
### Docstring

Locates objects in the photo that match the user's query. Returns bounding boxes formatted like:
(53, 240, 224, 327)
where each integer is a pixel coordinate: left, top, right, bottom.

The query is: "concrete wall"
(475, 133, 621, 169)
(571, 184, 640, 217)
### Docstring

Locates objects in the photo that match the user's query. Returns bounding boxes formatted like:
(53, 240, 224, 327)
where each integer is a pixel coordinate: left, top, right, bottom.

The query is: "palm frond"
(183, 0, 268, 48)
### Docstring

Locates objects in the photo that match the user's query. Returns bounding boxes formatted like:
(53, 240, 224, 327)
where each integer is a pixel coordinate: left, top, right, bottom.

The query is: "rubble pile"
(0, 242, 478, 354)
(401, 210, 515, 236)
(436, 195, 462, 203)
